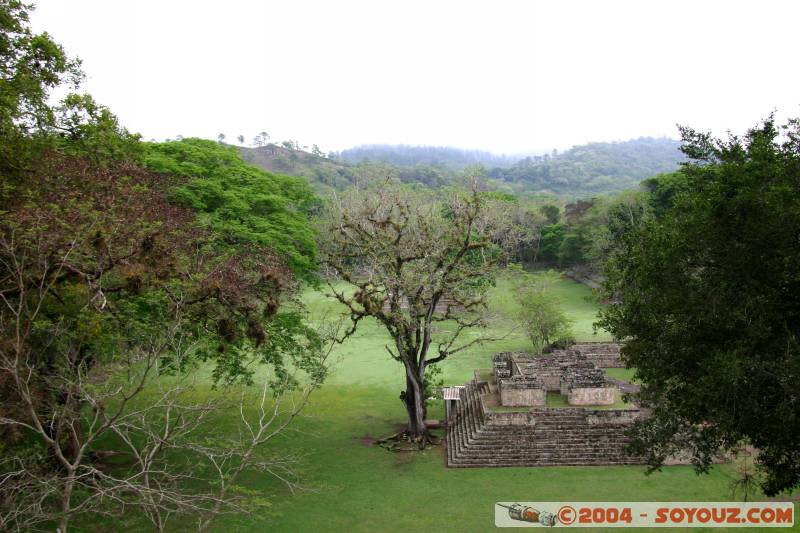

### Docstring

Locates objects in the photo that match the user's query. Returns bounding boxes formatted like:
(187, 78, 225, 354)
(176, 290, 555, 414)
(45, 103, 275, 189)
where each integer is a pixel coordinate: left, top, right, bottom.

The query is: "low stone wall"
(511, 353, 570, 391)
(571, 342, 624, 368)
(537, 374, 561, 391)
(585, 353, 624, 368)
(484, 409, 539, 426)
(500, 386, 545, 407)
(563, 266, 605, 290)
(568, 387, 615, 406)
(483, 405, 643, 427)
(584, 409, 641, 426)
(499, 378, 545, 407)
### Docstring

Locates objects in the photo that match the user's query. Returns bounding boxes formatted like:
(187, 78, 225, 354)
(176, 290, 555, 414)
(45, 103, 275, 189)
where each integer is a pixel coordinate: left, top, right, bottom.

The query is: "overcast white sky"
(30, 0, 800, 155)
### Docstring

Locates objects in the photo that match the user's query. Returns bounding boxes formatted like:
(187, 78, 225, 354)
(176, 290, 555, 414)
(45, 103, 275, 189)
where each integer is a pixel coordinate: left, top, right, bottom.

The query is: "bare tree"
(252, 132, 270, 147)
(318, 184, 513, 447)
(0, 292, 333, 532)
(0, 156, 331, 531)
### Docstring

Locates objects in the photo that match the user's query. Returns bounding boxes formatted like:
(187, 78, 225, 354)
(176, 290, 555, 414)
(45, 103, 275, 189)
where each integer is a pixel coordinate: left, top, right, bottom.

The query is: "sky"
(30, 0, 800, 155)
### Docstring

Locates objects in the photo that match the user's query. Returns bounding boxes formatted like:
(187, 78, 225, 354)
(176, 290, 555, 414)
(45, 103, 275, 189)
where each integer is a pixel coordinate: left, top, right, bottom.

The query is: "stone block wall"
(585, 409, 641, 426)
(499, 385, 546, 407)
(537, 373, 563, 391)
(492, 353, 512, 379)
(567, 386, 615, 405)
(571, 342, 624, 368)
(499, 377, 545, 407)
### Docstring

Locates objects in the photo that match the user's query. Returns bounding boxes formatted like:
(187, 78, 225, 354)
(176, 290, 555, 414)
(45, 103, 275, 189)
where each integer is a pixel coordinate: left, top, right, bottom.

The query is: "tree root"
(374, 430, 441, 451)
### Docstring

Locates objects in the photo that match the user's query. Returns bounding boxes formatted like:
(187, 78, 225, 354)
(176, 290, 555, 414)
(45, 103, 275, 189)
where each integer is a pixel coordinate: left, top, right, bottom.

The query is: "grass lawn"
(97, 270, 799, 532)
(605, 367, 639, 383)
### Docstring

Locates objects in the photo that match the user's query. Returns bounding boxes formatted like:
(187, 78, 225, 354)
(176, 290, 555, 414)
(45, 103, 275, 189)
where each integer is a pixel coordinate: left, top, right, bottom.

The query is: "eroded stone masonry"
(444, 342, 648, 467)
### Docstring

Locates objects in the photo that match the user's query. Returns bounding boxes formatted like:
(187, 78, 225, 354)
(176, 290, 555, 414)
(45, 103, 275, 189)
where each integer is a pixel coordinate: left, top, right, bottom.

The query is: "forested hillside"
(240, 143, 356, 192)
(242, 138, 684, 196)
(490, 137, 684, 193)
(338, 144, 519, 169)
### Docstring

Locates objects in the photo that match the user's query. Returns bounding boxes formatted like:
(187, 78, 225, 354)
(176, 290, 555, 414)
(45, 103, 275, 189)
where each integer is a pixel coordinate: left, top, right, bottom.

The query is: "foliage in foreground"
(598, 115, 800, 495)
(144, 138, 320, 281)
(0, 3, 328, 530)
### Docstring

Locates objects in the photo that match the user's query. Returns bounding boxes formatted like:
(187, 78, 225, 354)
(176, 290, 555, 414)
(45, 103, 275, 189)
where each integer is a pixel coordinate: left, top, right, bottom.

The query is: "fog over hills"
(490, 137, 685, 193)
(241, 136, 684, 196)
(338, 144, 522, 169)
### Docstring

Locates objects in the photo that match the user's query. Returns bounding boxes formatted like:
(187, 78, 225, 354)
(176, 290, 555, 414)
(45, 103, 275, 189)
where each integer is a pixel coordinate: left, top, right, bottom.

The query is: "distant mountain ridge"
(338, 144, 520, 169)
(239, 137, 684, 196)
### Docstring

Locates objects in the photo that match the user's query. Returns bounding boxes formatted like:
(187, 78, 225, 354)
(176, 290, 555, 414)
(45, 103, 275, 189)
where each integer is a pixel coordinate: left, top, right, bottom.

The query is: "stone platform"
(446, 342, 644, 468)
(446, 379, 646, 467)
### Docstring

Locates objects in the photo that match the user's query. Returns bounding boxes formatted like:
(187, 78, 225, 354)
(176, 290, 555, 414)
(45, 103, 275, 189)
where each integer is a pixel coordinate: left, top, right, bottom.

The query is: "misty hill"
(239, 144, 457, 193)
(338, 144, 519, 169)
(240, 137, 685, 196)
(491, 137, 684, 193)
(239, 144, 355, 192)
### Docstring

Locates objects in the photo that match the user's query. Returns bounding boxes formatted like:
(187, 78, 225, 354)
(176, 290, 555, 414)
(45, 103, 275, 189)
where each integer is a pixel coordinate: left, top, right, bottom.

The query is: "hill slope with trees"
(241, 138, 684, 196)
(490, 137, 685, 193)
(338, 144, 519, 169)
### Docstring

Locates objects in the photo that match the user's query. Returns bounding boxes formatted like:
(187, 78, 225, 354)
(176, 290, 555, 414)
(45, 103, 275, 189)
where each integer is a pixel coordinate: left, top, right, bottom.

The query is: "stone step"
(448, 456, 643, 466)
(453, 449, 634, 459)
(446, 377, 643, 468)
(451, 457, 639, 466)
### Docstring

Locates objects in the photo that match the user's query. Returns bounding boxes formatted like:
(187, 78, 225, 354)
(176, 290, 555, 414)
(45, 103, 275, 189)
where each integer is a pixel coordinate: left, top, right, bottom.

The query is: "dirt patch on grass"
(356, 436, 376, 447)
(393, 452, 414, 468)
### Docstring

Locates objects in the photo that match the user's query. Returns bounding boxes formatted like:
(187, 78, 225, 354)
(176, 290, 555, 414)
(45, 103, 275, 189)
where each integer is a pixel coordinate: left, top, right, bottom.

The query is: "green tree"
(539, 223, 565, 262)
(0, 6, 328, 526)
(513, 268, 574, 353)
(641, 171, 689, 217)
(143, 138, 319, 280)
(252, 131, 269, 147)
(0, 152, 329, 530)
(597, 115, 800, 496)
(319, 185, 512, 447)
(53, 92, 141, 165)
(0, 0, 82, 172)
(539, 203, 560, 224)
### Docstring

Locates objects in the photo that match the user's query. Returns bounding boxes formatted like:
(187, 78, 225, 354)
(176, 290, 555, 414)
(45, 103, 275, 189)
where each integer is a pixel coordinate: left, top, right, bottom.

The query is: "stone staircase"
(446, 380, 645, 468)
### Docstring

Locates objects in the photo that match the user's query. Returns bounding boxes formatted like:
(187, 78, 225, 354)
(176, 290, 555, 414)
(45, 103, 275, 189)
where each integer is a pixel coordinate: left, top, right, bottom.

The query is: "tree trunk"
(400, 367, 428, 444)
(57, 474, 75, 533)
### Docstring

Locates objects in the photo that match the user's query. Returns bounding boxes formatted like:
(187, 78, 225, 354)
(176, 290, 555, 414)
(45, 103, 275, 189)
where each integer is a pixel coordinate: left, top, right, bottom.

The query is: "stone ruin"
(568, 341, 624, 368)
(493, 350, 616, 408)
(444, 342, 648, 467)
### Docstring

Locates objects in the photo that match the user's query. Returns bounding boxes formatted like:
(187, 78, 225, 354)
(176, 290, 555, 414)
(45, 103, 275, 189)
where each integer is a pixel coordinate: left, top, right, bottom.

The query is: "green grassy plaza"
(102, 273, 798, 532)
(228, 274, 794, 532)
